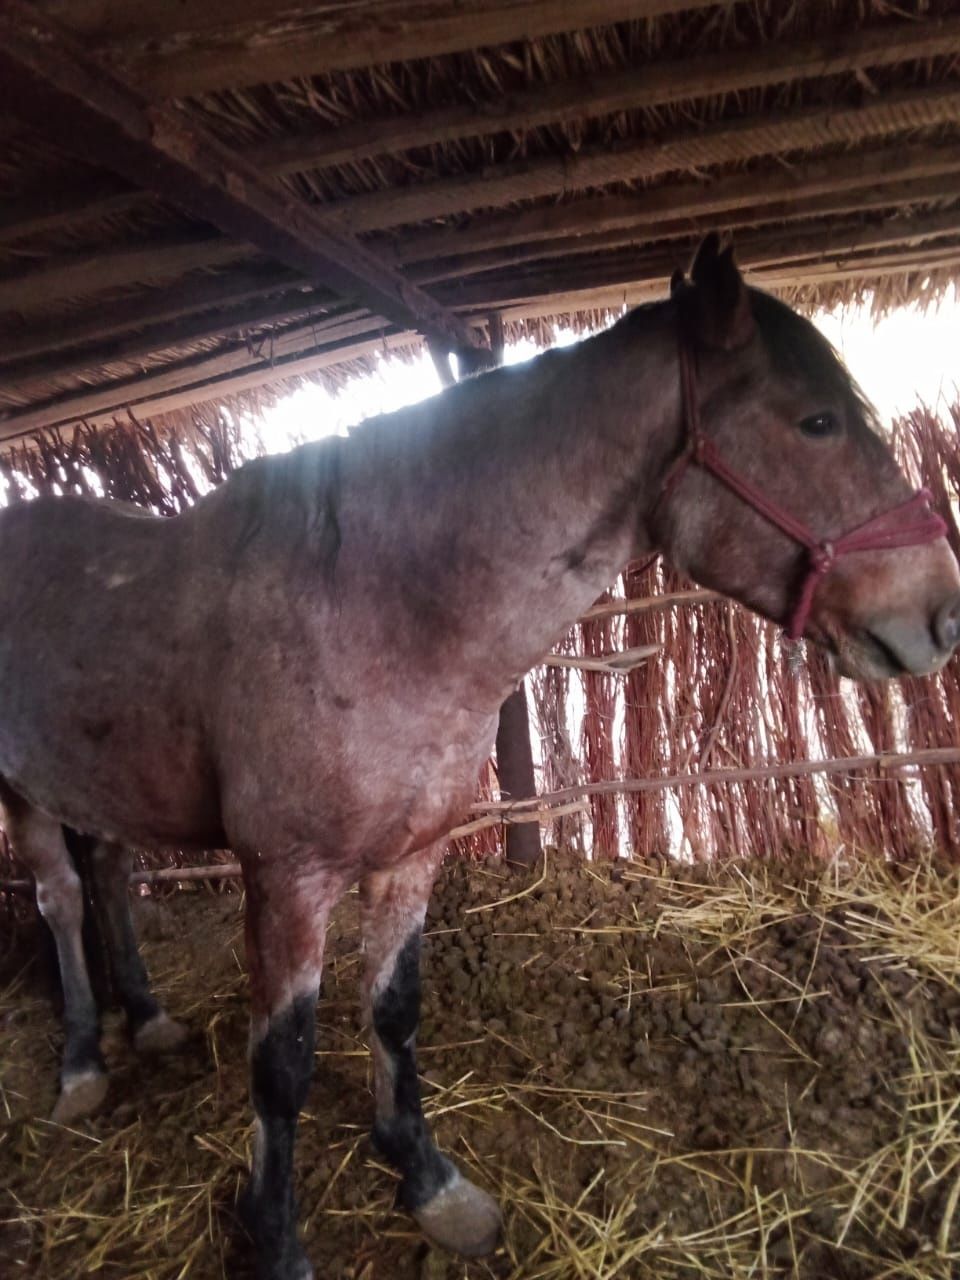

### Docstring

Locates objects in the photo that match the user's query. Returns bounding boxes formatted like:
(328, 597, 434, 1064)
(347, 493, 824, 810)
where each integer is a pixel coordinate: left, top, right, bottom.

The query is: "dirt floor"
(1, 851, 959, 1279)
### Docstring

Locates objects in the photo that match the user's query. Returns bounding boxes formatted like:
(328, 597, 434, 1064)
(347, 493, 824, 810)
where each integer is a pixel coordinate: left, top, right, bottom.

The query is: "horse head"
(652, 234, 960, 681)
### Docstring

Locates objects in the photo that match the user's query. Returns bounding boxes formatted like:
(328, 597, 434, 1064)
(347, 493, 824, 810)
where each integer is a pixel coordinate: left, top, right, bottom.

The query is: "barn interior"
(1, 2, 960, 1277)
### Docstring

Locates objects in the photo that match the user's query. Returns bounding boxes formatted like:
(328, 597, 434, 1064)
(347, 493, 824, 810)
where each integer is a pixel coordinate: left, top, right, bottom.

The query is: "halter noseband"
(660, 336, 947, 641)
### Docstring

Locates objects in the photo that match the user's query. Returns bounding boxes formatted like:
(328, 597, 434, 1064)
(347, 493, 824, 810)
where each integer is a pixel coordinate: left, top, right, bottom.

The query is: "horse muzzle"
(831, 590, 960, 680)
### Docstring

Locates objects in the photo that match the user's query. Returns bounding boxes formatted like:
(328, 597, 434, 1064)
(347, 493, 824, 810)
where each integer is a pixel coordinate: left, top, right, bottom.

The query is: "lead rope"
(661, 337, 947, 641)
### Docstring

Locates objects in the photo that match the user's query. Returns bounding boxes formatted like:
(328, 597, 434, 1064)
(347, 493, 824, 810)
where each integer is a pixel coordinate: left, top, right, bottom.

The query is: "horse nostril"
(933, 594, 960, 654)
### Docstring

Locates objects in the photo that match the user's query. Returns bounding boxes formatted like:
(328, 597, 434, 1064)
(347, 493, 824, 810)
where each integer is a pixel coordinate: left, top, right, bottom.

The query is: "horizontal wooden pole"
(327, 85, 960, 233)
(0, 1, 477, 351)
(110, 1, 707, 97)
(0, 175, 146, 246)
(0, 233, 254, 314)
(582, 590, 722, 620)
(0, 266, 305, 365)
(250, 17, 960, 176)
(477, 748, 960, 811)
(545, 643, 660, 674)
(409, 171, 960, 287)
(6, 750, 956, 894)
(393, 141, 960, 263)
(0, 310, 398, 438)
(1, 293, 345, 390)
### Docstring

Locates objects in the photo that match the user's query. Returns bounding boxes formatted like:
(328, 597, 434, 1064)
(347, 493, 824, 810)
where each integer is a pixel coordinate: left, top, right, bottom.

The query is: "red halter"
(661, 338, 947, 641)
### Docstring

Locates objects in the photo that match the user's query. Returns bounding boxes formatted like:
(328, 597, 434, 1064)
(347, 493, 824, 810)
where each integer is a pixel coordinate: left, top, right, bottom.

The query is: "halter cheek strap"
(662, 338, 947, 641)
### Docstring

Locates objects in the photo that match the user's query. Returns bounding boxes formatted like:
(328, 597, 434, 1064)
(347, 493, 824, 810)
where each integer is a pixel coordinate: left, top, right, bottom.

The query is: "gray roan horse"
(3, 236, 960, 1280)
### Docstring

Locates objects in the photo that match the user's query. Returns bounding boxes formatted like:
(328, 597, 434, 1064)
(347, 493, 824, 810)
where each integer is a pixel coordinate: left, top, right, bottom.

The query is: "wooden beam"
(479, 243, 960, 324)
(0, 1, 477, 352)
(7, 12, 951, 250)
(0, 326, 421, 441)
(98, 1, 711, 98)
(0, 175, 146, 245)
(0, 232, 254, 314)
(250, 17, 960, 176)
(1, 292, 345, 388)
(0, 310, 398, 436)
(412, 174, 960, 287)
(429, 219, 960, 313)
(0, 265, 305, 363)
(328, 85, 960, 233)
(393, 140, 960, 264)
(481, 747, 960, 809)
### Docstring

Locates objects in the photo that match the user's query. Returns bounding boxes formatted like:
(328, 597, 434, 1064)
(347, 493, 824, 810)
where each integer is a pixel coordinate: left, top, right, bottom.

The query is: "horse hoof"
(413, 1170, 502, 1258)
(134, 1013, 189, 1055)
(51, 1070, 108, 1124)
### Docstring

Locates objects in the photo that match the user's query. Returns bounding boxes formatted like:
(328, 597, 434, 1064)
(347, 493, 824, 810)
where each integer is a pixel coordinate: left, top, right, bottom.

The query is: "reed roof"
(1, 0, 958, 441)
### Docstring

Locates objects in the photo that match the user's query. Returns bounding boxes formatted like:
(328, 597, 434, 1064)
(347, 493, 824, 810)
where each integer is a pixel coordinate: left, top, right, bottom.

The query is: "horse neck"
(388, 306, 681, 692)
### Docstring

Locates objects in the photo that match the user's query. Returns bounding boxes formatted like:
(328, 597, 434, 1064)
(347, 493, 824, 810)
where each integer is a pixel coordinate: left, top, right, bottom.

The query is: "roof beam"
(0, 311, 405, 438)
(3, 12, 955, 250)
(0, 265, 306, 362)
(0, 291, 345, 388)
(0, 1, 477, 351)
(394, 140, 960, 265)
(327, 84, 960, 232)
(426, 213, 960, 311)
(414, 177, 960, 287)
(5, 212, 958, 441)
(0, 174, 148, 245)
(0, 232, 254, 314)
(250, 16, 960, 175)
(90, 1, 713, 97)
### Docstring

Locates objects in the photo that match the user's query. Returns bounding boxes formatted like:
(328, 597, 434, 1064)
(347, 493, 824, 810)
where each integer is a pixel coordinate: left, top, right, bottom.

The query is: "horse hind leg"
(0, 785, 108, 1123)
(87, 841, 188, 1055)
(361, 842, 502, 1258)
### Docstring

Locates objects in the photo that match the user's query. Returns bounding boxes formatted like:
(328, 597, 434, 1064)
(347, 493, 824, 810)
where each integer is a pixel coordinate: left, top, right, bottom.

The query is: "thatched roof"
(0, 0, 958, 442)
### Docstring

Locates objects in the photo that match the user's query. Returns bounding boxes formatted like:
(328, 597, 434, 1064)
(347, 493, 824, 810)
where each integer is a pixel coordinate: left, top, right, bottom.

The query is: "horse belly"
(0, 656, 222, 847)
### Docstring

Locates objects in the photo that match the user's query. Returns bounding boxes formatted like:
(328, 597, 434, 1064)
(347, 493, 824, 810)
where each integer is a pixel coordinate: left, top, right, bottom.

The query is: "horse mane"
(748, 289, 881, 435)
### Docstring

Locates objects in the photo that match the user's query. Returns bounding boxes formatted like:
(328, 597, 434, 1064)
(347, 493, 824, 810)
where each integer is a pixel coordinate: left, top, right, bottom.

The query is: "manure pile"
(1, 852, 959, 1279)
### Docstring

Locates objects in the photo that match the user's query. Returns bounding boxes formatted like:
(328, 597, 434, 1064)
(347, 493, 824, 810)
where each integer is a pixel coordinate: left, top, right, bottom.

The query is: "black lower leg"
(371, 932, 453, 1211)
(242, 993, 318, 1280)
(89, 845, 162, 1034)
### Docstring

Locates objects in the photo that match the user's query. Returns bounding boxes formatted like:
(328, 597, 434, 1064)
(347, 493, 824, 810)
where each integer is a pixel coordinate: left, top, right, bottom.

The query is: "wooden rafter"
(328, 85, 960, 232)
(0, 0, 478, 351)
(0, 310, 396, 435)
(0, 174, 146, 245)
(6, 14, 956, 251)
(5, 212, 958, 441)
(0, 232, 254, 313)
(0, 325, 417, 440)
(393, 141, 960, 264)
(0, 267, 306, 363)
(92, 1, 711, 97)
(249, 17, 960, 175)
(5, 114, 959, 324)
(429, 211, 960, 312)
(6, 165, 956, 385)
(1, 293, 345, 389)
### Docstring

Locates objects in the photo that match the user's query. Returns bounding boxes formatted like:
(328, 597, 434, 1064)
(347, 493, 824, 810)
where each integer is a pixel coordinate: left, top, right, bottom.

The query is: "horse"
(2, 235, 958, 1280)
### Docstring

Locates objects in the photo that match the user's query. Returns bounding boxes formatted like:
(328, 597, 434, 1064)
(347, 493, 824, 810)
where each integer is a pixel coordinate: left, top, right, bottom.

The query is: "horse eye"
(798, 411, 839, 438)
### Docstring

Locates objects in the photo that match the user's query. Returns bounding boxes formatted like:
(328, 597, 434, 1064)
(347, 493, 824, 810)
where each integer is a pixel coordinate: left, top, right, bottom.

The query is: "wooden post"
(496, 685, 543, 869)
(488, 309, 542, 869)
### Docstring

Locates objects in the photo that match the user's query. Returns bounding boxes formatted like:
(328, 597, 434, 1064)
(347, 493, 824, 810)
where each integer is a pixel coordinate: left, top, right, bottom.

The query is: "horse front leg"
(0, 786, 107, 1123)
(361, 842, 502, 1257)
(239, 860, 344, 1280)
(87, 841, 188, 1053)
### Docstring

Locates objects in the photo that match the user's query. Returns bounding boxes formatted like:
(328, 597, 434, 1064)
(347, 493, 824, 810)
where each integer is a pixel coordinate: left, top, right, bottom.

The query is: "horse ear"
(669, 268, 686, 298)
(687, 235, 755, 350)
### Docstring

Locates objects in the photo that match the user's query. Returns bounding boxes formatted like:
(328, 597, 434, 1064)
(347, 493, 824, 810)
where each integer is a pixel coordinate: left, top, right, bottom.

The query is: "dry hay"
(1, 851, 960, 1278)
